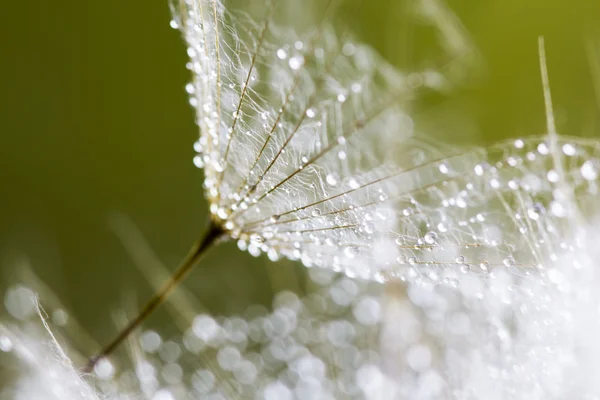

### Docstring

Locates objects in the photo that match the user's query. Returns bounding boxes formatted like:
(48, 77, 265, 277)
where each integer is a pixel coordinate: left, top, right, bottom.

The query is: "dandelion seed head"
(171, 0, 489, 283)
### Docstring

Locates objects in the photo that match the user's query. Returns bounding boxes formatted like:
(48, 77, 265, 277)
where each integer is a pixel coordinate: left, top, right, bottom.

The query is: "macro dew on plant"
(2, 0, 600, 398)
(83, 0, 481, 369)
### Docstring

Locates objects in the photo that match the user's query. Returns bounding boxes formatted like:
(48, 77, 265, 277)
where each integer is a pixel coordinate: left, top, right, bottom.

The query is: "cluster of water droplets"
(4, 212, 600, 399)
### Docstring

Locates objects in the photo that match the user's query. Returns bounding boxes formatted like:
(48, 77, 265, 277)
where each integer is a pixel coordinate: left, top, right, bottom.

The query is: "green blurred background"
(1, 0, 599, 349)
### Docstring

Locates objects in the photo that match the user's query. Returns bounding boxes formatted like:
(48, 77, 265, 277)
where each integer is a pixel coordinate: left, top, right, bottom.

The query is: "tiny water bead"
(581, 160, 599, 181)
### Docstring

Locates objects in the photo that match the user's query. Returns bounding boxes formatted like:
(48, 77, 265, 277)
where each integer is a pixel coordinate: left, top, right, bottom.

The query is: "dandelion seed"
(83, 0, 600, 377)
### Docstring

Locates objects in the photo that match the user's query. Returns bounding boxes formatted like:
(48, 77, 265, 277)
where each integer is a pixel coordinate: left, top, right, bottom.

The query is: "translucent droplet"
(94, 358, 115, 380)
(276, 48, 287, 60)
(0, 336, 13, 352)
(455, 255, 465, 264)
(438, 163, 449, 174)
(562, 143, 576, 156)
(503, 256, 515, 267)
(348, 178, 359, 189)
(424, 231, 437, 245)
(288, 56, 304, 70)
(581, 160, 599, 181)
(547, 169, 560, 183)
(338, 150, 347, 160)
(337, 93, 347, 103)
(306, 108, 316, 118)
(527, 203, 545, 220)
(326, 174, 338, 186)
(344, 246, 357, 259)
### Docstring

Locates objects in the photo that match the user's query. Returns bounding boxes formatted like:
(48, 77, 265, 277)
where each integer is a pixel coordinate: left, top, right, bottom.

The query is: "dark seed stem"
(82, 221, 224, 373)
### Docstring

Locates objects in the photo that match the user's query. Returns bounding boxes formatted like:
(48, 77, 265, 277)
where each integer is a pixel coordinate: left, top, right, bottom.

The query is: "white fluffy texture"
(0, 319, 101, 399)
(172, 1, 600, 286)
(171, 0, 485, 282)
(379, 220, 600, 400)
(3, 209, 600, 399)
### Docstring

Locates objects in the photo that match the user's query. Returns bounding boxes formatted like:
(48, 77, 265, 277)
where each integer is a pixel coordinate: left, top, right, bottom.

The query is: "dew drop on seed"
(562, 143, 576, 156)
(326, 174, 338, 186)
(288, 56, 303, 70)
(276, 48, 287, 60)
(0, 336, 13, 352)
(424, 231, 437, 245)
(306, 108, 316, 118)
(503, 256, 515, 267)
(581, 160, 599, 181)
(344, 246, 357, 259)
(527, 203, 545, 220)
(547, 169, 560, 183)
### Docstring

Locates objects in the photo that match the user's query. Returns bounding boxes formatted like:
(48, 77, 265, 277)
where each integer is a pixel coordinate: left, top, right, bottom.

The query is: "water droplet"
(527, 203, 545, 220)
(326, 174, 338, 186)
(276, 48, 287, 60)
(288, 56, 304, 70)
(337, 93, 347, 103)
(479, 261, 490, 272)
(0, 336, 13, 352)
(455, 255, 465, 264)
(348, 178, 360, 189)
(306, 108, 316, 118)
(344, 246, 357, 259)
(547, 169, 560, 183)
(270, 215, 280, 223)
(503, 256, 515, 267)
(424, 231, 437, 245)
(169, 19, 179, 29)
(537, 142, 549, 155)
(581, 160, 599, 181)
(217, 207, 229, 220)
(514, 139, 524, 149)
(408, 256, 417, 265)
(193, 155, 204, 168)
(342, 43, 355, 56)
(562, 143, 576, 156)
(95, 358, 115, 380)
(438, 163, 449, 174)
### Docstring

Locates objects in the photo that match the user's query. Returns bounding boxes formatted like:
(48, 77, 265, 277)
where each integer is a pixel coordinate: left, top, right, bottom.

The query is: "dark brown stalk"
(83, 222, 224, 373)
